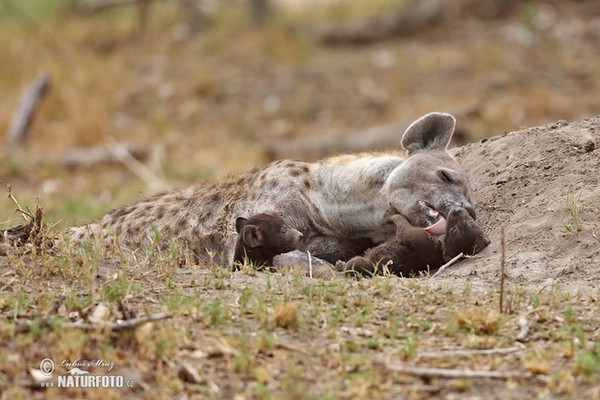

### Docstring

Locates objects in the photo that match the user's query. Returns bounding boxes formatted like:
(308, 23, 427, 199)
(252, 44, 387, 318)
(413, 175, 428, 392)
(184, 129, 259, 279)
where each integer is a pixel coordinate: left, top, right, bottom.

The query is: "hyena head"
(383, 112, 474, 234)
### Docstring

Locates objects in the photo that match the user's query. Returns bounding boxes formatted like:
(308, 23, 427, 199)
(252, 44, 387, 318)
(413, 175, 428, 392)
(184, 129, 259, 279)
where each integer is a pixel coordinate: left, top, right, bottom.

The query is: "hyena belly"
(70, 161, 315, 264)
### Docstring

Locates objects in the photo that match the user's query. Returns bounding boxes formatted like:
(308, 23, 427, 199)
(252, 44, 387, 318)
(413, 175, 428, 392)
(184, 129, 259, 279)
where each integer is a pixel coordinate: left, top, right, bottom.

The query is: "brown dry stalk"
(500, 226, 505, 314)
(5, 184, 34, 223)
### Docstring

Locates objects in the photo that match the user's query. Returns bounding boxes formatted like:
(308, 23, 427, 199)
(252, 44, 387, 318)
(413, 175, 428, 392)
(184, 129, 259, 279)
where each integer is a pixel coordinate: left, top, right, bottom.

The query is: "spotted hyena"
(70, 112, 475, 265)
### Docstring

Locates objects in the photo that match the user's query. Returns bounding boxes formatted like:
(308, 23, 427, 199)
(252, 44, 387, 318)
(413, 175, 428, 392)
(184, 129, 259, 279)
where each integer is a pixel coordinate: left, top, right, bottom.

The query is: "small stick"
(387, 363, 547, 381)
(5, 184, 34, 223)
(67, 312, 173, 332)
(45, 294, 66, 318)
(307, 251, 313, 279)
(431, 252, 463, 278)
(13, 312, 173, 334)
(500, 226, 505, 314)
(415, 345, 523, 361)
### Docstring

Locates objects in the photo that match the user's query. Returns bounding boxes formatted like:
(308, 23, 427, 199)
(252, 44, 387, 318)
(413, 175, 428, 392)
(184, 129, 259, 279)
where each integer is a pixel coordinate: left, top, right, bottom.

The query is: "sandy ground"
(436, 115, 600, 292)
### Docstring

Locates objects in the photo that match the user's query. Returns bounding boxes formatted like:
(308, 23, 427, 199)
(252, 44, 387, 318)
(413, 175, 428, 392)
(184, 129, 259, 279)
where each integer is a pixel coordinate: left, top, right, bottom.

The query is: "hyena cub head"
(442, 207, 490, 262)
(234, 213, 303, 267)
(384, 112, 475, 234)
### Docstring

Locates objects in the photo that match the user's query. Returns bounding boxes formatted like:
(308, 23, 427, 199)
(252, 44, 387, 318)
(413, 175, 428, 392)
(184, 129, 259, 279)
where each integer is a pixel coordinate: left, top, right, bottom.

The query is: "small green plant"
(7, 289, 30, 315)
(564, 304, 576, 323)
(530, 293, 541, 308)
(366, 338, 379, 350)
(563, 191, 585, 233)
(64, 290, 92, 310)
(400, 336, 417, 359)
(576, 342, 600, 381)
(201, 298, 228, 327)
(103, 274, 129, 302)
(162, 293, 195, 313)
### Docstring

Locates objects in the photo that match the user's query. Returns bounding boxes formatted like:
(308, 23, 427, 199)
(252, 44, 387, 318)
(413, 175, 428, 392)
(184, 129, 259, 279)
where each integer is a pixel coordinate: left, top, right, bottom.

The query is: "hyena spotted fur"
(69, 112, 475, 265)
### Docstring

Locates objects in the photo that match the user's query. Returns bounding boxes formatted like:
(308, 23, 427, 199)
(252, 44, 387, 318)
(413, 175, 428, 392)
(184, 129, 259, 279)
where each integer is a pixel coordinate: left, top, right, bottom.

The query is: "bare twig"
(13, 312, 173, 334)
(308, 251, 313, 279)
(500, 226, 505, 313)
(387, 363, 547, 381)
(415, 345, 524, 361)
(67, 312, 173, 331)
(6, 74, 51, 149)
(5, 184, 34, 223)
(62, 143, 147, 168)
(79, 0, 152, 13)
(109, 137, 171, 193)
(45, 294, 66, 318)
(431, 252, 463, 278)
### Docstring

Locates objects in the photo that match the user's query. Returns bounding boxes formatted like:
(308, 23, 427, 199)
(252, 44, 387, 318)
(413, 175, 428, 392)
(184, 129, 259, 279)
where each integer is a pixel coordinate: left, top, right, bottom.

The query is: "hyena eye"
(282, 227, 288, 235)
(438, 170, 455, 184)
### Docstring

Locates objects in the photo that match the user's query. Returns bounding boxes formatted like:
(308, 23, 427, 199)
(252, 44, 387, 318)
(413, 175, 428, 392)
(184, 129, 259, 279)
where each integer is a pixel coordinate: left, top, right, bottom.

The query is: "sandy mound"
(437, 115, 600, 290)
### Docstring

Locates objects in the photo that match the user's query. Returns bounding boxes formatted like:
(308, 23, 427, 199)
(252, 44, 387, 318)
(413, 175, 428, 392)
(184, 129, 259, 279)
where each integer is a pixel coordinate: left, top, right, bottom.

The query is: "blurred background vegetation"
(0, 0, 598, 228)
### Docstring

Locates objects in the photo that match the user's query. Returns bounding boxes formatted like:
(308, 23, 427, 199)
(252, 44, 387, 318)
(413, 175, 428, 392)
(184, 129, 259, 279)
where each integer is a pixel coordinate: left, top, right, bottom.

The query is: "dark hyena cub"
(341, 207, 490, 277)
(233, 213, 303, 268)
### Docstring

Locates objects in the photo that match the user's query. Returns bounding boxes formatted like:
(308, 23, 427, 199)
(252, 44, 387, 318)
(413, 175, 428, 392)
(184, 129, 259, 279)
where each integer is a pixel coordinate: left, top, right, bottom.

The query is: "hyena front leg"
(301, 235, 375, 264)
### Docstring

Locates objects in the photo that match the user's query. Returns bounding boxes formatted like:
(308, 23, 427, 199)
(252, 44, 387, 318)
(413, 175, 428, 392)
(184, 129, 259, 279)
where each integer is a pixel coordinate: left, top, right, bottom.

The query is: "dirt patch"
(438, 115, 600, 291)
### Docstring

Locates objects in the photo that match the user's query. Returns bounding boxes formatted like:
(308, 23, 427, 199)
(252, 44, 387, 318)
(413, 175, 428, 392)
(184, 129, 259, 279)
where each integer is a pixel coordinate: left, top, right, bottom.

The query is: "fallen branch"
(387, 363, 547, 381)
(79, 0, 152, 13)
(62, 143, 147, 168)
(13, 312, 173, 334)
(415, 345, 524, 361)
(431, 252, 463, 278)
(5, 74, 51, 149)
(317, 0, 447, 46)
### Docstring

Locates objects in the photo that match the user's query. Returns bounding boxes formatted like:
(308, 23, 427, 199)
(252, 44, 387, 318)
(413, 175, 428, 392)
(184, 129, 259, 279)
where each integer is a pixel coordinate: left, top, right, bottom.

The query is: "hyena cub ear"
(235, 217, 248, 234)
(235, 217, 265, 248)
(401, 112, 456, 154)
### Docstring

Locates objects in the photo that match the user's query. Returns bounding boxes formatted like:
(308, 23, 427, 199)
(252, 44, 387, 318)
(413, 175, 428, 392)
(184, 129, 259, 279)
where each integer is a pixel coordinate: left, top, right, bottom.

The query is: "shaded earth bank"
(438, 115, 600, 291)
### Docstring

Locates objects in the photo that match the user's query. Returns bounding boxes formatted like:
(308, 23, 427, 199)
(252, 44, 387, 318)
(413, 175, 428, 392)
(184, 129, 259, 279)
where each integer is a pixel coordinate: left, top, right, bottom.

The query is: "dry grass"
(1, 215, 600, 398)
(1, 2, 600, 398)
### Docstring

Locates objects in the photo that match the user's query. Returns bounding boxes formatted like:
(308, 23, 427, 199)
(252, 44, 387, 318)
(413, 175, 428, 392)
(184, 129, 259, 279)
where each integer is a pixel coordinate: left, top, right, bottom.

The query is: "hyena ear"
(242, 225, 264, 248)
(235, 217, 248, 234)
(401, 112, 456, 154)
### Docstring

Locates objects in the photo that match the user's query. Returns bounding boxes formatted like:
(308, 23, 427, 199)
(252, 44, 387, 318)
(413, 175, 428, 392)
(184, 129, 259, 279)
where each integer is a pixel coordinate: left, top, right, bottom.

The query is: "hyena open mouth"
(419, 200, 447, 235)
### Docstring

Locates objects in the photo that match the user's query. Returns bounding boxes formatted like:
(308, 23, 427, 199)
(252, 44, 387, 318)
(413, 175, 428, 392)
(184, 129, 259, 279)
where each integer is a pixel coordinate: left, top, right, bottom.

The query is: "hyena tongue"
(419, 200, 447, 235)
(424, 216, 447, 235)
